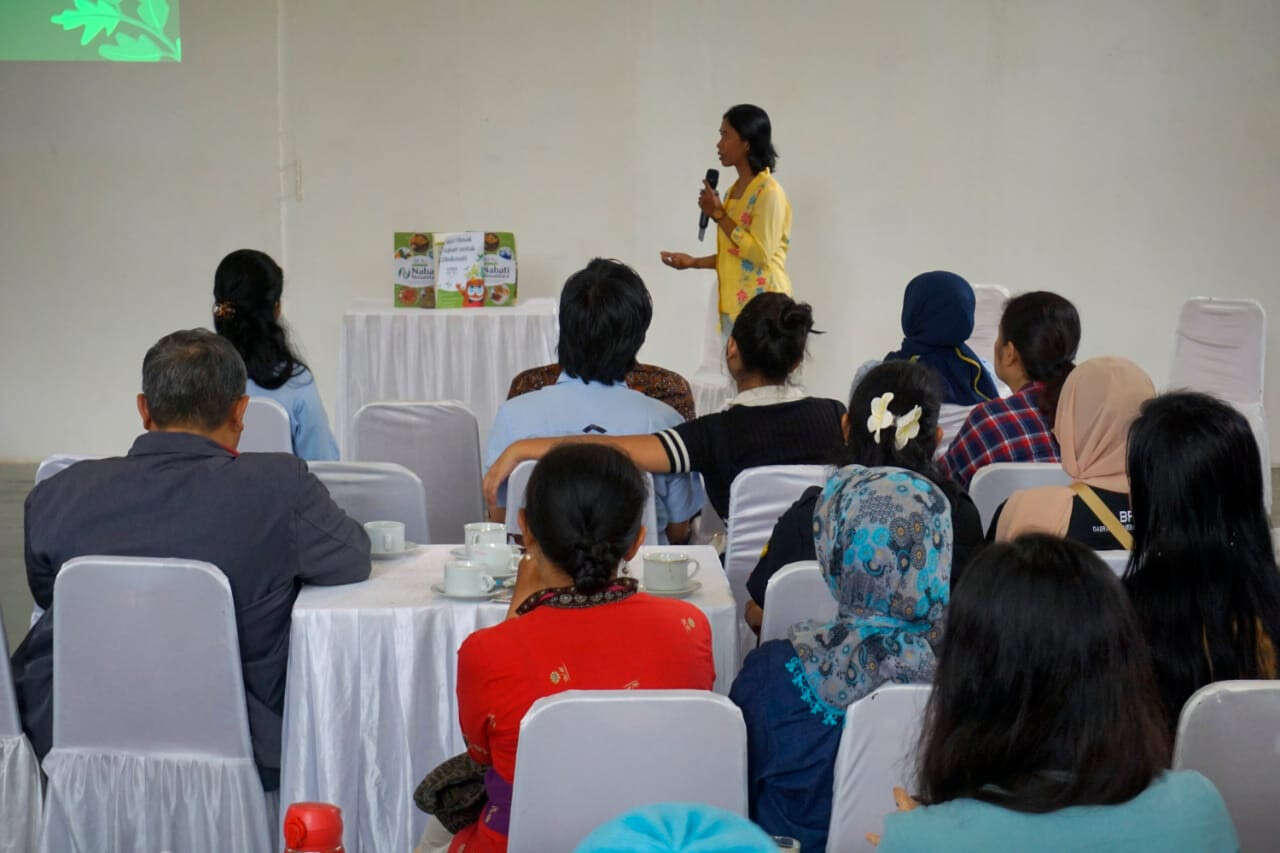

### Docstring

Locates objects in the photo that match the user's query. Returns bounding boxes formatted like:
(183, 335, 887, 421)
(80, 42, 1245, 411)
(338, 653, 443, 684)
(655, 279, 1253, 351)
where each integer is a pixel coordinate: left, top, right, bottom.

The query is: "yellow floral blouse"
(716, 168, 792, 317)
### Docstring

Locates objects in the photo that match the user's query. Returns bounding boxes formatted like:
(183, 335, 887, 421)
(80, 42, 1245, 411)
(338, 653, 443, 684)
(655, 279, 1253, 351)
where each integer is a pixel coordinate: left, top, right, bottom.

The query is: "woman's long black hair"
(213, 249, 308, 390)
(998, 291, 1080, 428)
(917, 534, 1169, 812)
(1123, 391, 1280, 739)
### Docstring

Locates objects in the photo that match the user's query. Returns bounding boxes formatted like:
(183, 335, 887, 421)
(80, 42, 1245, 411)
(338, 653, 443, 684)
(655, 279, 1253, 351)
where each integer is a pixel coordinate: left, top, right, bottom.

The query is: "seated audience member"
(883, 270, 998, 405)
(508, 366, 694, 422)
(876, 535, 1238, 852)
(744, 361, 982, 630)
(450, 445, 715, 852)
(483, 293, 846, 521)
(10, 329, 370, 790)
(574, 803, 778, 852)
(939, 291, 1080, 489)
(213, 249, 340, 460)
(993, 356, 1154, 546)
(730, 466, 952, 851)
(1123, 392, 1280, 740)
(485, 258, 703, 544)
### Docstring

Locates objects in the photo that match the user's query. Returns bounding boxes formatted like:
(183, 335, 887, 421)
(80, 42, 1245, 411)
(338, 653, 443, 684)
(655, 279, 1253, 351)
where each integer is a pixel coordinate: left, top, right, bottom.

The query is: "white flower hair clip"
(866, 392, 924, 450)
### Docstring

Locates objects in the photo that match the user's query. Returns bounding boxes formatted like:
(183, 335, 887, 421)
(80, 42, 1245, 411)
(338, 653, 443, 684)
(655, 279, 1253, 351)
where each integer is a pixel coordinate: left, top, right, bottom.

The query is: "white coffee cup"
(465, 522, 506, 548)
(467, 540, 513, 573)
(642, 552, 701, 591)
(365, 520, 405, 555)
(444, 560, 496, 596)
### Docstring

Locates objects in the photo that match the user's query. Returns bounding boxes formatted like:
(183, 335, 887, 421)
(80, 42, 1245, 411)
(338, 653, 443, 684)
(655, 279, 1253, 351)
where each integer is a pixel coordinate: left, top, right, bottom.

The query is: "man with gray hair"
(11, 329, 370, 791)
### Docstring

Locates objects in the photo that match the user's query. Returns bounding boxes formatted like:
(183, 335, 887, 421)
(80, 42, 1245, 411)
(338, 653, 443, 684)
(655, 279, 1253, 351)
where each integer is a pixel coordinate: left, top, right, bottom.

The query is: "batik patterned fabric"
(786, 465, 951, 724)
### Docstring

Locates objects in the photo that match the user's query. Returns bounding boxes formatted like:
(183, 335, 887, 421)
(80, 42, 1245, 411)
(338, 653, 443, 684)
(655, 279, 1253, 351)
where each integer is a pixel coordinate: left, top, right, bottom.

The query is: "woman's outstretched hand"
(660, 251, 696, 270)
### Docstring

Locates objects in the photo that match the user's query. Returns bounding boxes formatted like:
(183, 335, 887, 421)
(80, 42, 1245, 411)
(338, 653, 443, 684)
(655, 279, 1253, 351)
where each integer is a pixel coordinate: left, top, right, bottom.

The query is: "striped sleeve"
(656, 428, 691, 473)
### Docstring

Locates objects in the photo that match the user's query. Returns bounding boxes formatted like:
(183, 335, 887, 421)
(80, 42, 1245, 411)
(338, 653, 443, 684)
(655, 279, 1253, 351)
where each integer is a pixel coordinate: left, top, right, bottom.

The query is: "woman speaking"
(661, 104, 792, 338)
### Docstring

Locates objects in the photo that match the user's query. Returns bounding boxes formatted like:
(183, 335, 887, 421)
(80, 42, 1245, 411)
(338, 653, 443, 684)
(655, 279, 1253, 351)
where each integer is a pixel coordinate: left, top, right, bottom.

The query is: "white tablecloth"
(279, 544, 738, 853)
(336, 298, 559, 454)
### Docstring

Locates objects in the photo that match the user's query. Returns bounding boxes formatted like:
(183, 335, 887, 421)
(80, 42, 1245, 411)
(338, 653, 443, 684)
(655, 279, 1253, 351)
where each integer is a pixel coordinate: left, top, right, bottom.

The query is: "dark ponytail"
(998, 292, 1080, 427)
(523, 444, 647, 593)
(730, 292, 818, 382)
(212, 249, 308, 390)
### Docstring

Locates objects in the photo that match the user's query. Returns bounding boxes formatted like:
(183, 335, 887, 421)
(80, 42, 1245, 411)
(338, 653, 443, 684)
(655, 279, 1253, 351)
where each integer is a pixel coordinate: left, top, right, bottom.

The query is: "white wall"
(3, 0, 1278, 461)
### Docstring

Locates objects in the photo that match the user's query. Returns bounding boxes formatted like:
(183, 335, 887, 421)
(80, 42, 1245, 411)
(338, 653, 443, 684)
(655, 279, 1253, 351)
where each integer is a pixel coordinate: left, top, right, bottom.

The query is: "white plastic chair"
(970, 283, 1013, 397)
(352, 401, 485, 544)
(969, 462, 1072, 533)
(241, 397, 293, 454)
(503, 459, 660, 545)
(1173, 680, 1280, 853)
(759, 560, 838, 643)
(0, 607, 42, 853)
(690, 279, 733, 416)
(41, 556, 271, 853)
(308, 460, 429, 544)
(827, 685, 932, 853)
(935, 404, 975, 459)
(34, 454, 95, 485)
(1169, 297, 1270, 511)
(507, 690, 747, 853)
(1096, 550, 1129, 577)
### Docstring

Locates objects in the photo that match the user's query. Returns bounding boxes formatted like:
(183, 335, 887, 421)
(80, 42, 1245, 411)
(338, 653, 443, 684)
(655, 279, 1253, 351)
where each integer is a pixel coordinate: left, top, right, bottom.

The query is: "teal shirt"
(878, 772, 1238, 853)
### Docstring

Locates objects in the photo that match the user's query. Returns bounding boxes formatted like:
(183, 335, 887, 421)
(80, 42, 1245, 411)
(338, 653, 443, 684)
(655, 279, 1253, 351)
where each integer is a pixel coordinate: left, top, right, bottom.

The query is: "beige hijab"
(996, 356, 1156, 541)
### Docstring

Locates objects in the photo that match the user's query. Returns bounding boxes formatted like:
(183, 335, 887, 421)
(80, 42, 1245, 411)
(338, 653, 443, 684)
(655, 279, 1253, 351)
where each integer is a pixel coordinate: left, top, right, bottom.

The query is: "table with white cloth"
(279, 544, 738, 853)
(336, 298, 559, 454)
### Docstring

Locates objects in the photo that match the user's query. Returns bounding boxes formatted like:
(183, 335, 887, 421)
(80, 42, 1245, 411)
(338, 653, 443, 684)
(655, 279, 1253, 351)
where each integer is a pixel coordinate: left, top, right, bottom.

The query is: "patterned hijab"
(787, 465, 952, 723)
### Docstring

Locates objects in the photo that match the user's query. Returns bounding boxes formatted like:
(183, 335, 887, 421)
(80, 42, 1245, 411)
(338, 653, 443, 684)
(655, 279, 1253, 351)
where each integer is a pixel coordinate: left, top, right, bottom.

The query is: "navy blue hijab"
(885, 271, 998, 405)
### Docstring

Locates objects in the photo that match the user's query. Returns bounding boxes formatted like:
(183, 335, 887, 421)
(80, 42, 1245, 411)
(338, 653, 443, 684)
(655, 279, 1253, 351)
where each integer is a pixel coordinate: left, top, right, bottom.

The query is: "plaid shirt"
(939, 382, 1061, 489)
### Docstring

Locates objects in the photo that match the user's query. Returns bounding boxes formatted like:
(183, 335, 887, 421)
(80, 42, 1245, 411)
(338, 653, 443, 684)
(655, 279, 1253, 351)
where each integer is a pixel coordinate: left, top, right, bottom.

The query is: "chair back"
(508, 690, 747, 853)
(760, 561, 837, 643)
(969, 284, 1012, 397)
(241, 397, 293, 454)
(308, 461, 429, 544)
(504, 459, 660, 545)
(935, 404, 975, 458)
(0, 607, 41, 853)
(52, 556, 253, 756)
(827, 685, 932, 852)
(1173, 680, 1280, 853)
(1096, 549, 1129, 577)
(1169, 297, 1265, 406)
(35, 454, 95, 484)
(969, 462, 1072, 532)
(352, 401, 485, 544)
(0, 607, 21, 737)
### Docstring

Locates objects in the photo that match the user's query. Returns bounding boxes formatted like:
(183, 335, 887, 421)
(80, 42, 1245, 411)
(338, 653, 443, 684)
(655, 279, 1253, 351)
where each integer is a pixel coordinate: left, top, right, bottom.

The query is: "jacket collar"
(127, 431, 239, 458)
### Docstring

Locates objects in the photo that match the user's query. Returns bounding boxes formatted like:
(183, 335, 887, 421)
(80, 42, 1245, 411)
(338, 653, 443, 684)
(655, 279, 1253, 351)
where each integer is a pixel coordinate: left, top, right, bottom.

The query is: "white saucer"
(641, 581, 701, 599)
(430, 582, 500, 601)
(372, 542, 425, 560)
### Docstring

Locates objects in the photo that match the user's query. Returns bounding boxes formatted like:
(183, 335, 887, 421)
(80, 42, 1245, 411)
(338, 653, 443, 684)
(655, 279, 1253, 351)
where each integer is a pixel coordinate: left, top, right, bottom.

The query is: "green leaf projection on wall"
(0, 0, 181, 62)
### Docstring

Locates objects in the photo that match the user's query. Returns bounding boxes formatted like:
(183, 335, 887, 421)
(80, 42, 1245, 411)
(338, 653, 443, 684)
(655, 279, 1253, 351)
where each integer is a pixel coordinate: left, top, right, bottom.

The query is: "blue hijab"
(574, 803, 777, 852)
(885, 271, 998, 405)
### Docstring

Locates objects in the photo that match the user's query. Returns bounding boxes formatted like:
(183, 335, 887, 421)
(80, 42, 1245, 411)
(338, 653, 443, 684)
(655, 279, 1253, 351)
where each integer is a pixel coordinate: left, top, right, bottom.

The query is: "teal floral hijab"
(786, 465, 952, 725)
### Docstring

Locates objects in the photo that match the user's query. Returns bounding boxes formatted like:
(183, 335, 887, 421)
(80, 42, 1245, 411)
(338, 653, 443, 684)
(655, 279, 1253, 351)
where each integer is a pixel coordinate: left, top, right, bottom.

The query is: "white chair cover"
(0, 608, 42, 853)
(503, 460, 660, 545)
(969, 284, 1012, 397)
(935, 404, 975, 459)
(968, 462, 1072, 533)
(759, 560, 837, 643)
(308, 461, 429, 544)
(1169, 297, 1270, 510)
(508, 690, 747, 853)
(1096, 550, 1130, 577)
(34, 454, 95, 485)
(690, 279, 733, 416)
(725, 465, 829, 666)
(41, 557, 271, 853)
(352, 401, 485, 545)
(827, 684, 932, 853)
(1173, 680, 1280, 853)
(241, 397, 293, 454)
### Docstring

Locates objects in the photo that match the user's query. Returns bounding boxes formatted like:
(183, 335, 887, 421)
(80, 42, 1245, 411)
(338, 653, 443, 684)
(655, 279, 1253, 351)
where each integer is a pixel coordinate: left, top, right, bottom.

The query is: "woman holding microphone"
(661, 104, 792, 339)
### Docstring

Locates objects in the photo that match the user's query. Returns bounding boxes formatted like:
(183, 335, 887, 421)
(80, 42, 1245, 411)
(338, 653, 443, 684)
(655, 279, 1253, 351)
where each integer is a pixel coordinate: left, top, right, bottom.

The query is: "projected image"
(0, 0, 181, 62)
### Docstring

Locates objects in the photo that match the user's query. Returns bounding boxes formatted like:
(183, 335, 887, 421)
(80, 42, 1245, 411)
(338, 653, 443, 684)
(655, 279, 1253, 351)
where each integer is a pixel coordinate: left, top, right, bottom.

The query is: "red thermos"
(283, 802, 344, 853)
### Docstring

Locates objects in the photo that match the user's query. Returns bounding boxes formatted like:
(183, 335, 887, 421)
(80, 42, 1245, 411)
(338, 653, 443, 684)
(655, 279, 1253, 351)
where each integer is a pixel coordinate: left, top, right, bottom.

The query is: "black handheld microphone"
(698, 168, 720, 241)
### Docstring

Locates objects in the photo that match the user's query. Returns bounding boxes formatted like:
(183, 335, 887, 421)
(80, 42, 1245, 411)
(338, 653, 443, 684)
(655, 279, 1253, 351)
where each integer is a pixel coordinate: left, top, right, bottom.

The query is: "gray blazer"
(11, 430, 371, 790)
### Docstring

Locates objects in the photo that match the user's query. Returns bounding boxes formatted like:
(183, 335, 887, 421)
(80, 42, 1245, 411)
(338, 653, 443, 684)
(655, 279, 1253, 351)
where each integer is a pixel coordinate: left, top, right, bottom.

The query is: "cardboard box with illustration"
(392, 231, 517, 308)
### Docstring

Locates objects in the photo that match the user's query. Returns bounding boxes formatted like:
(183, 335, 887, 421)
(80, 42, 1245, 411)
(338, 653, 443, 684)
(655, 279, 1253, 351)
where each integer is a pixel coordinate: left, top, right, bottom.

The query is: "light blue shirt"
(878, 771, 1238, 853)
(247, 368, 340, 461)
(485, 373, 704, 542)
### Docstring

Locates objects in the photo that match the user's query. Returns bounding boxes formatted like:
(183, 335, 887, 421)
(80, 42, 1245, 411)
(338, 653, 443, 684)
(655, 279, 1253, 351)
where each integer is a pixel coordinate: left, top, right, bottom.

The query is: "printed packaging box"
(392, 232, 436, 308)
(482, 232, 517, 306)
(392, 231, 518, 308)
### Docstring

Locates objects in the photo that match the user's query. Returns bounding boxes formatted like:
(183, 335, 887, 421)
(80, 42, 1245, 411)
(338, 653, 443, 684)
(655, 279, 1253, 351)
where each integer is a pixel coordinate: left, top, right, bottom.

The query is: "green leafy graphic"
(50, 0, 181, 62)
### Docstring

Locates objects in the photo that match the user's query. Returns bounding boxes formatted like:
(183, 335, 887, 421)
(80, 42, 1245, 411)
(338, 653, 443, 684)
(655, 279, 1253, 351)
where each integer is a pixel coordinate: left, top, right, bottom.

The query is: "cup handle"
(686, 559, 701, 581)
(480, 574, 495, 592)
